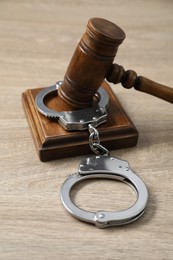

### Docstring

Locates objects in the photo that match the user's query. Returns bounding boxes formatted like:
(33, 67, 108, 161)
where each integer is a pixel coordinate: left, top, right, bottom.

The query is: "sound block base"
(22, 81, 138, 161)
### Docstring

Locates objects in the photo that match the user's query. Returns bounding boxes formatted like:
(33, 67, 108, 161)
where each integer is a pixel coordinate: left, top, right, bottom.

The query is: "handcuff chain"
(88, 124, 109, 156)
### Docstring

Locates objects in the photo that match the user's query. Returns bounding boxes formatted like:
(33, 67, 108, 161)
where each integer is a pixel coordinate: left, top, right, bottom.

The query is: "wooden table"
(0, 0, 173, 259)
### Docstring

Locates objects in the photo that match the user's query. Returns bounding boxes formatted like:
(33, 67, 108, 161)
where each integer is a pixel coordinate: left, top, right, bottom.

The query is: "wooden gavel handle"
(106, 64, 173, 104)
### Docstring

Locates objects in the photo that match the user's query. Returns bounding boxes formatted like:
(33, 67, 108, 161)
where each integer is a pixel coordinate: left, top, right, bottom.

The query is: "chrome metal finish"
(88, 124, 109, 155)
(60, 155, 148, 228)
(35, 81, 109, 131)
(36, 81, 149, 228)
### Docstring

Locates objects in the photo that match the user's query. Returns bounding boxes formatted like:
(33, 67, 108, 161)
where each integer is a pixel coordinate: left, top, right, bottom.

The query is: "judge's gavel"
(58, 17, 173, 108)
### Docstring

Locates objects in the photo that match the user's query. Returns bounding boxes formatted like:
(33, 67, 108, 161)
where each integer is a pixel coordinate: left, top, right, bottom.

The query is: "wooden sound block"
(22, 81, 138, 161)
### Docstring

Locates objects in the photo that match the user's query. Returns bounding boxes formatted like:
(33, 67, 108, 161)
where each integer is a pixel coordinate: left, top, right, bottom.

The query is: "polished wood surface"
(22, 82, 138, 161)
(106, 63, 173, 103)
(0, 1, 173, 259)
(59, 18, 125, 108)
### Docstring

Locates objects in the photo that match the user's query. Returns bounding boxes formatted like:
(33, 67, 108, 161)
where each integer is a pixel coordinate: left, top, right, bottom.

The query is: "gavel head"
(58, 17, 126, 109)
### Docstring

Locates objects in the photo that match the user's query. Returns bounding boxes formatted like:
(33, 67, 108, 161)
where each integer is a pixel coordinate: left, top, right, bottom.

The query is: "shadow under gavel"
(58, 17, 173, 109)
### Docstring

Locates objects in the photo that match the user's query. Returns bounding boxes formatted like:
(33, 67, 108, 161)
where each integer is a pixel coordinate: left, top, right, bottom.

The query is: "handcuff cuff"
(35, 81, 148, 228)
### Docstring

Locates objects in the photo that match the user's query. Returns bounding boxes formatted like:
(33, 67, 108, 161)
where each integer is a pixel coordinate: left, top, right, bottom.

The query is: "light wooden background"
(0, 0, 173, 259)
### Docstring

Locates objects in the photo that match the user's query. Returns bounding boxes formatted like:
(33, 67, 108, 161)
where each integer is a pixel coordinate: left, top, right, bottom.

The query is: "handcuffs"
(35, 81, 148, 228)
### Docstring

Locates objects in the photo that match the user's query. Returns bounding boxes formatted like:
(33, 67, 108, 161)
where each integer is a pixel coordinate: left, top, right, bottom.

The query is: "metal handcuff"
(35, 81, 148, 228)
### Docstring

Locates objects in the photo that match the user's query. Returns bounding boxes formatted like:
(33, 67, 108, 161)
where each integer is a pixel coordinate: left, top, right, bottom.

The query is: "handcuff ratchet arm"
(35, 81, 109, 131)
(60, 155, 148, 228)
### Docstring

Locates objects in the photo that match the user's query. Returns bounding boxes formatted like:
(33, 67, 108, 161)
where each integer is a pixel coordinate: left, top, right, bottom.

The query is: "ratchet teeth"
(45, 114, 59, 119)
(35, 83, 109, 131)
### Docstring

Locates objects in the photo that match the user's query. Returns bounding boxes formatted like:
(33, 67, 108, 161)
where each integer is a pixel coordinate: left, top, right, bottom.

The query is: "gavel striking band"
(58, 17, 173, 108)
(58, 18, 126, 108)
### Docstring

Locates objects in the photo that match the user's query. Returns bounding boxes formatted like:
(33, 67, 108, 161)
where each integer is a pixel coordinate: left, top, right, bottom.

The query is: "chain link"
(88, 124, 109, 155)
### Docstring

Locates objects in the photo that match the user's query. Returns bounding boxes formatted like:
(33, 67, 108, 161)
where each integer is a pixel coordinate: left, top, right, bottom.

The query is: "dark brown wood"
(106, 63, 173, 103)
(22, 81, 138, 161)
(58, 18, 125, 108)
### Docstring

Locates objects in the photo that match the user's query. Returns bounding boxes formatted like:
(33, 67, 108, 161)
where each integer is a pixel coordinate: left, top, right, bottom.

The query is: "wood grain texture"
(0, 0, 173, 259)
(58, 18, 125, 108)
(106, 63, 173, 103)
(22, 81, 138, 161)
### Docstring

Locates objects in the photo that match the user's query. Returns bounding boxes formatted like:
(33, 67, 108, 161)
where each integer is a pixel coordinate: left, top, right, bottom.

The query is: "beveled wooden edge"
(22, 91, 43, 152)
(22, 83, 138, 161)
